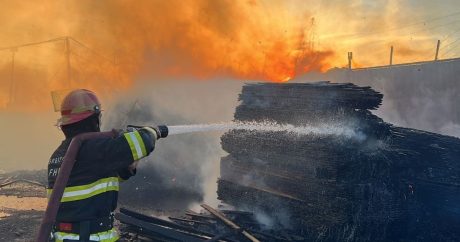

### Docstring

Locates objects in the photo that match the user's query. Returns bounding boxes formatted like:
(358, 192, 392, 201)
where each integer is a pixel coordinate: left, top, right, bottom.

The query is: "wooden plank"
(185, 212, 215, 219)
(116, 213, 208, 242)
(0, 179, 45, 188)
(119, 208, 216, 238)
(201, 204, 260, 242)
(169, 216, 211, 225)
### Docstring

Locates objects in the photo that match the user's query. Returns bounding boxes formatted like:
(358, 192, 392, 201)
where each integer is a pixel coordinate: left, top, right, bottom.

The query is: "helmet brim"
(58, 111, 95, 126)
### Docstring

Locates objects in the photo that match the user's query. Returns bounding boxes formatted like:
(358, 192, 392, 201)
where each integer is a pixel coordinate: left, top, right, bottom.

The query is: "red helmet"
(58, 89, 101, 126)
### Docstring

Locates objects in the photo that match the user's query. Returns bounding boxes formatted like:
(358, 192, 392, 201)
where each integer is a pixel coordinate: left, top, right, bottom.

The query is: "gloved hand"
(140, 126, 159, 141)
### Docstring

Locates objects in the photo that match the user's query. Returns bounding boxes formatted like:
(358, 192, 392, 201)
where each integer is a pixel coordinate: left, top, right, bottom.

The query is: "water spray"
(164, 121, 366, 142)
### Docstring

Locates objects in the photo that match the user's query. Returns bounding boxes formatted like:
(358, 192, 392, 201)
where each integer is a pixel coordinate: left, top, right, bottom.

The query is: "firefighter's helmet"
(58, 89, 101, 126)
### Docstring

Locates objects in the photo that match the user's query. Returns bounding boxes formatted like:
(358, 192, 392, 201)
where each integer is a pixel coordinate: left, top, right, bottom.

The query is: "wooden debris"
(117, 207, 294, 241)
(168, 216, 211, 225)
(201, 204, 260, 242)
(116, 213, 209, 242)
(0, 179, 45, 189)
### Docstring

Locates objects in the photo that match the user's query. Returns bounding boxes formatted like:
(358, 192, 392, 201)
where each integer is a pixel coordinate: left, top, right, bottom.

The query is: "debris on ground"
(117, 204, 304, 241)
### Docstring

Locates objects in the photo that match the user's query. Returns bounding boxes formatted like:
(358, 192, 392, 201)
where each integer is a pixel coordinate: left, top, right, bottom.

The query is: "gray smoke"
(103, 79, 242, 210)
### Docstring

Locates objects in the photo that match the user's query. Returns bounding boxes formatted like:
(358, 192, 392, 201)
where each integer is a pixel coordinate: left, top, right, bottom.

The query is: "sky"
(1, 0, 460, 171)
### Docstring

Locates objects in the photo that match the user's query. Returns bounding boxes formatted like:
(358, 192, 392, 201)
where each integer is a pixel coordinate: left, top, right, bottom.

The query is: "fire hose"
(35, 125, 168, 242)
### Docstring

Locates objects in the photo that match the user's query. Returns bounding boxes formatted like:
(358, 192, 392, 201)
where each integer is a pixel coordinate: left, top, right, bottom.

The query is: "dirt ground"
(0, 171, 47, 241)
(0, 171, 176, 241)
(0, 207, 44, 241)
(0, 195, 46, 241)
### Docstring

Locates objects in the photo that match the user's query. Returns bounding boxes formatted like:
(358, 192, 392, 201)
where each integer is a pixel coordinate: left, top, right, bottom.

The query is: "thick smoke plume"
(1, 0, 452, 111)
(0, 0, 336, 110)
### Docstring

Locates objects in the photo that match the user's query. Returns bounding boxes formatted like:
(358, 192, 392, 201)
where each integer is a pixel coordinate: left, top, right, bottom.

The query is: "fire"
(281, 76, 292, 83)
(0, 1, 446, 110)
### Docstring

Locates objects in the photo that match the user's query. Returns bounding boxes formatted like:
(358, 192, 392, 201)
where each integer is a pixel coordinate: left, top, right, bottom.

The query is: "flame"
(281, 76, 292, 83)
(0, 0, 449, 110)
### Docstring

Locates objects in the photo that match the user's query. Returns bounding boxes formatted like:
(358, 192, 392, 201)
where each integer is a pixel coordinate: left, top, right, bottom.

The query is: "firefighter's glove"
(140, 126, 158, 147)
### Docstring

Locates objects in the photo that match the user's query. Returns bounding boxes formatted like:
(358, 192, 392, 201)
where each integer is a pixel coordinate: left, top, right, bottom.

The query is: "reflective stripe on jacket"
(47, 129, 154, 224)
(53, 228, 119, 242)
(47, 177, 120, 202)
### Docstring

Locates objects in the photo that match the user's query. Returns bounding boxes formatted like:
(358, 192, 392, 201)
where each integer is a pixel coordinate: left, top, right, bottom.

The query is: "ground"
(0, 172, 171, 241)
(0, 184, 47, 241)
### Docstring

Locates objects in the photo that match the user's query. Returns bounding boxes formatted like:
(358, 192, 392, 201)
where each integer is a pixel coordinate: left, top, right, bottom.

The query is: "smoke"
(104, 79, 242, 209)
(0, 112, 61, 171)
(0, 0, 337, 110)
(1, 1, 456, 111)
(0, 0, 458, 215)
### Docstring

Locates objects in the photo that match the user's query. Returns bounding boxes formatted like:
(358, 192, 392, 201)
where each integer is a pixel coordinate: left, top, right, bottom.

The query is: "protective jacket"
(47, 129, 155, 242)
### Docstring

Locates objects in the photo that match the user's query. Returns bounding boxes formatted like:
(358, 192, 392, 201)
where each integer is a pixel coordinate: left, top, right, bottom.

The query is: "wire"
(324, 10, 460, 40)
(442, 40, 460, 58)
(409, 19, 460, 35)
(442, 36, 460, 50)
(444, 48, 460, 59)
(440, 27, 460, 43)
(0, 37, 66, 52)
(69, 37, 115, 64)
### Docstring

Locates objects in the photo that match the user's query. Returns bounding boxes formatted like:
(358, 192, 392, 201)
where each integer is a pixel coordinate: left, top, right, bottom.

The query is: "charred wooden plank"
(168, 216, 211, 225)
(119, 208, 216, 238)
(116, 213, 209, 242)
(185, 211, 215, 220)
(201, 204, 261, 242)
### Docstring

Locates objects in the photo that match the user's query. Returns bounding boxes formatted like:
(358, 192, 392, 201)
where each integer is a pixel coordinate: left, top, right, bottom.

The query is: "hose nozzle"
(154, 125, 169, 139)
(126, 124, 169, 140)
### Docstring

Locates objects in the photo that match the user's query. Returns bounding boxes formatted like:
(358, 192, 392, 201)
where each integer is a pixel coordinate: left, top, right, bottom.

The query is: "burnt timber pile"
(218, 82, 460, 242)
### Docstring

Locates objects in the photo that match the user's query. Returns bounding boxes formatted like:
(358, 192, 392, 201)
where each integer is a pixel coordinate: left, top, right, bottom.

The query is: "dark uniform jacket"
(47, 129, 154, 241)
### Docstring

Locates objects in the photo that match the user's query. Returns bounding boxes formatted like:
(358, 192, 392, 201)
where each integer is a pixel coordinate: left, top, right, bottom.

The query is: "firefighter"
(47, 89, 157, 241)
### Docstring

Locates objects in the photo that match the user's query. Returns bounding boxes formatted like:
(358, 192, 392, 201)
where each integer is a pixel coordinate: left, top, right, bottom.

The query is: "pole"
(65, 37, 71, 88)
(348, 52, 353, 69)
(389, 46, 394, 65)
(435, 39, 441, 61)
(8, 48, 17, 106)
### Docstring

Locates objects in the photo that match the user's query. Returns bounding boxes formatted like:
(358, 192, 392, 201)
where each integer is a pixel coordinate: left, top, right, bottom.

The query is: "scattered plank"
(201, 204, 260, 242)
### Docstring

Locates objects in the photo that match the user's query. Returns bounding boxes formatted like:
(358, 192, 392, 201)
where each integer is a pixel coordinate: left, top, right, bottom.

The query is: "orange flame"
(0, 0, 444, 110)
(0, 0, 339, 111)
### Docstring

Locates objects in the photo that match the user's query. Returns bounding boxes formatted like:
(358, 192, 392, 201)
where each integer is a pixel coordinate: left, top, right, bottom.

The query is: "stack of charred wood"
(218, 82, 460, 241)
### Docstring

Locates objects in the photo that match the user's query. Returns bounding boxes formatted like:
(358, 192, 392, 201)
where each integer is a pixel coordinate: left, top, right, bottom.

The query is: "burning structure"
(217, 82, 460, 241)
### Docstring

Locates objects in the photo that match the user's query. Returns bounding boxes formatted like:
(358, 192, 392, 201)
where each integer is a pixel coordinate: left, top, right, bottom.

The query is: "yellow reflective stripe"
(133, 131, 147, 157)
(124, 132, 138, 160)
(124, 131, 147, 160)
(54, 228, 119, 242)
(92, 228, 119, 242)
(47, 177, 119, 202)
(54, 231, 79, 242)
